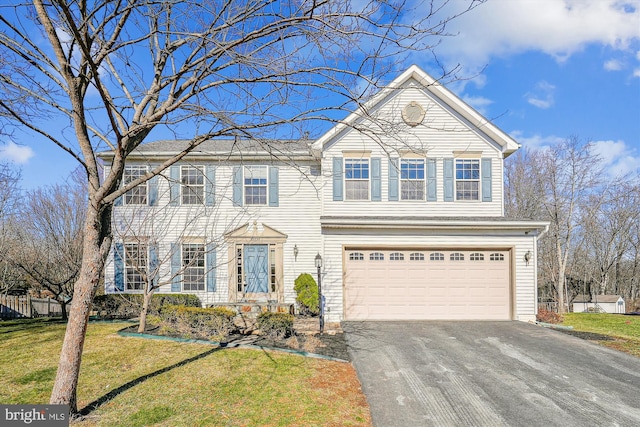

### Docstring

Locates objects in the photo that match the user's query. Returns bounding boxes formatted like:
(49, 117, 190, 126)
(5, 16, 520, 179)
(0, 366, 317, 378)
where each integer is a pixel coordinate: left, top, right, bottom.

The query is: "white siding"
(321, 85, 505, 217)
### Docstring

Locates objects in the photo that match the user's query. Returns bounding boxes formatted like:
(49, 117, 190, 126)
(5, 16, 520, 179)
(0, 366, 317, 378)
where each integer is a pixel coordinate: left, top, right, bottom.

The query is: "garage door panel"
(345, 249, 511, 321)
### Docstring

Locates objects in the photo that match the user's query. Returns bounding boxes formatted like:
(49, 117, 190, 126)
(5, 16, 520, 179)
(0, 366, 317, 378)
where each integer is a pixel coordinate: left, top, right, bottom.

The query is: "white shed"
(572, 295, 626, 314)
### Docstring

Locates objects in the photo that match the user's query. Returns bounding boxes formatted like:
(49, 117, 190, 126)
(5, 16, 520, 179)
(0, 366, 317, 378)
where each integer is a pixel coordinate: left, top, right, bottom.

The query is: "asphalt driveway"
(344, 321, 640, 427)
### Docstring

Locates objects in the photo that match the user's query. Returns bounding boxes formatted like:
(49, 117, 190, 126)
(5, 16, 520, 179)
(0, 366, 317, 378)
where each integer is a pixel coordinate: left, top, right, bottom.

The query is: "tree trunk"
(49, 204, 111, 414)
(60, 300, 68, 321)
(137, 290, 152, 334)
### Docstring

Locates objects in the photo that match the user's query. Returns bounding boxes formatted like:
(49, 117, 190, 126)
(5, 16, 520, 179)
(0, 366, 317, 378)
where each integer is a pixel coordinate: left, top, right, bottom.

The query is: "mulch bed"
(120, 324, 351, 361)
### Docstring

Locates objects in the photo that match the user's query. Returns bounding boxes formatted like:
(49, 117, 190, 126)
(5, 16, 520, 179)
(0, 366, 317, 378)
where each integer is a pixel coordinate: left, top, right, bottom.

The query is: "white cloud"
(434, 0, 640, 78)
(509, 130, 565, 150)
(525, 81, 556, 109)
(590, 139, 640, 177)
(604, 59, 624, 70)
(0, 141, 35, 164)
(462, 95, 494, 115)
(634, 68, 640, 78)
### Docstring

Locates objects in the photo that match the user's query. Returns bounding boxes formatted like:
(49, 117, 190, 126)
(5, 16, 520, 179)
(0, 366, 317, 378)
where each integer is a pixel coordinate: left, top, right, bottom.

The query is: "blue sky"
(2, 0, 639, 188)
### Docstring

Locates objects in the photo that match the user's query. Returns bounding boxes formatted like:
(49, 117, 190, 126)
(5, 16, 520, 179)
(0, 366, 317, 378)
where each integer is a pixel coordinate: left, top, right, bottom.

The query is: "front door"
(244, 245, 269, 293)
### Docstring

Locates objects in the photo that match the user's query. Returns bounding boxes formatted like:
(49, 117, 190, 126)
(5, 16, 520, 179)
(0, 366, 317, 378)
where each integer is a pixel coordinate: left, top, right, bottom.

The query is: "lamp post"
(315, 253, 324, 334)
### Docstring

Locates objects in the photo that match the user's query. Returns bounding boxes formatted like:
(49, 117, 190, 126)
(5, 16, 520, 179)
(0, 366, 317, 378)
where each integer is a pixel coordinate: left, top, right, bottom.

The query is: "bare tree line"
(505, 137, 640, 313)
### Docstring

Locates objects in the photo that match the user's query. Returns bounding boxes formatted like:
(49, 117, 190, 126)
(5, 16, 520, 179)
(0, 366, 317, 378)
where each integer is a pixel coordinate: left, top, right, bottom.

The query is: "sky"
(1, 0, 639, 188)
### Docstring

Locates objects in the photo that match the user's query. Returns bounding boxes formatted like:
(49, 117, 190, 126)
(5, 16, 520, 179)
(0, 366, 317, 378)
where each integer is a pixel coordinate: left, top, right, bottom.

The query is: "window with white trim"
(369, 252, 384, 261)
(470, 253, 484, 261)
(455, 159, 480, 201)
(450, 252, 465, 261)
(345, 159, 369, 200)
(410, 252, 425, 261)
(490, 253, 505, 261)
(181, 165, 204, 204)
(124, 243, 147, 290)
(390, 252, 404, 261)
(401, 159, 425, 200)
(430, 252, 444, 261)
(244, 166, 268, 205)
(123, 166, 147, 205)
(182, 243, 205, 291)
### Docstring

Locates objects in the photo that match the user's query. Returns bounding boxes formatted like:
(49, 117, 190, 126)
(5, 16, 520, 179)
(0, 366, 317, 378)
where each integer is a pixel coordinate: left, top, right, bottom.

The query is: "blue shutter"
(149, 244, 159, 289)
(482, 158, 492, 202)
(232, 166, 243, 206)
(269, 166, 279, 207)
(332, 157, 343, 201)
(170, 243, 181, 292)
(371, 157, 381, 201)
(205, 165, 216, 206)
(206, 243, 216, 292)
(427, 159, 437, 202)
(148, 175, 158, 206)
(114, 243, 124, 292)
(169, 165, 180, 206)
(443, 158, 454, 202)
(388, 158, 399, 201)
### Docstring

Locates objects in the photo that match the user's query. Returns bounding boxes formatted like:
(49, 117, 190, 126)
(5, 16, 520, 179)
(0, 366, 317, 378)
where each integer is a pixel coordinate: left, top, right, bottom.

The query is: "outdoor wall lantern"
(524, 250, 532, 266)
(293, 244, 299, 262)
(315, 253, 324, 334)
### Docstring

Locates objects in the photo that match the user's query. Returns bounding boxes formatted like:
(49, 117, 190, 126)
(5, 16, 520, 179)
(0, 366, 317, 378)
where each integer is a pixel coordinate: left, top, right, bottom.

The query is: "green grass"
(0, 319, 371, 426)
(561, 313, 640, 357)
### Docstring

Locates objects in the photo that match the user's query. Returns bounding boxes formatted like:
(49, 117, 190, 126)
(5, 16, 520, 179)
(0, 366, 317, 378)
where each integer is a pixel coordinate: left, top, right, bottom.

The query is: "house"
(99, 65, 549, 322)
(572, 295, 626, 314)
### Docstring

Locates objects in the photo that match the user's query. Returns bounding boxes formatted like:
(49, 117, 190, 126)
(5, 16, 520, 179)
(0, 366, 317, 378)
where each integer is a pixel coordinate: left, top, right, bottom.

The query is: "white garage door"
(344, 249, 511, 320)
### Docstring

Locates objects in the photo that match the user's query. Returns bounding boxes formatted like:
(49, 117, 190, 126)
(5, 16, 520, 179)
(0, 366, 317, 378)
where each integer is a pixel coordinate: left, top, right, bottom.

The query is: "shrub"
(257, 312, 294, 339)
(294, 273, 319, 315)
(159, 305, 236, 340)
(92, 294, 201, 319)
(536, 309, 563, 324)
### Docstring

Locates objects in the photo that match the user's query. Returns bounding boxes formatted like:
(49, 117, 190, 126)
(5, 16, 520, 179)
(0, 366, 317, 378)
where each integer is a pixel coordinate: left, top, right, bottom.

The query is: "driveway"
(344, 321, 640, 427)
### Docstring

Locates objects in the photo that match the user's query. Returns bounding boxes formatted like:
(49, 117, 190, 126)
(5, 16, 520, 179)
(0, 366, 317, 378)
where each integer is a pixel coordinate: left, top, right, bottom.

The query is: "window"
(390, 252, 404, 261)
(401, 159, 425, 200)
(349, 252, 364, 261)
(430, 252, 444, 261)
(182, 243, 205, 291)
(345, 159, 369, 200)
(123, 166, 147, 205)
(124, 243, 147, 290)
(409, 252, 425, 261)
(490, 252, 505, 261)
(310, 165, 321, 176)
(369, 252, 384, 261)
(450, 252, 465, 261)
(244, 166, 268, 205)
(270, 246, 276, 292)
(181, 166, 204, 204)
(236, 246, 243, 291)
(455, 159, 480, 201)
(470, 253, 484, 261)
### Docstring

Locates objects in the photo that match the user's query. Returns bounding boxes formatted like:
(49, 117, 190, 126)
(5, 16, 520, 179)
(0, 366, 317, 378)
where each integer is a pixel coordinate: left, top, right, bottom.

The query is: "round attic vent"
(402, 101, 425, 126)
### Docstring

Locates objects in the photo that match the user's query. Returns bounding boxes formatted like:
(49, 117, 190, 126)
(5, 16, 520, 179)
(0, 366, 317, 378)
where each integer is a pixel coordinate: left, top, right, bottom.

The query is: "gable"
(314, 65, 519, 158)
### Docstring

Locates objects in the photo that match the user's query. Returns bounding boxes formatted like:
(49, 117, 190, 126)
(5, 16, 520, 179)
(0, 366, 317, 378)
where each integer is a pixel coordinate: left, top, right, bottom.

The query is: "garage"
(343, 248, 511, 320)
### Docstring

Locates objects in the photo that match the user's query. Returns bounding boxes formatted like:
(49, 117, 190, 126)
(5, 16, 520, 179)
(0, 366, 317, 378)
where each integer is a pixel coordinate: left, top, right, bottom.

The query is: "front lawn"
(561, 313, 640, 357)
(0, 319, 370, 426)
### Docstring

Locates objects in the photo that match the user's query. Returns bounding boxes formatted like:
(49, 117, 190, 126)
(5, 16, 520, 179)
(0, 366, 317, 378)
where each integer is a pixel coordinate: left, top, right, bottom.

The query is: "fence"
(1, 295, 69, 318)
(0, 294, 32, 318)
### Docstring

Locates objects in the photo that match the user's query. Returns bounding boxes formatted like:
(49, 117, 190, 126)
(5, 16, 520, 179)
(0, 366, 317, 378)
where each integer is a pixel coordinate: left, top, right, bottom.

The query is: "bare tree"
(0, 163, 25, 295)
(9, 172, 85, 319)
(0, 0, 484, 411)
(504, 148, 545, 220)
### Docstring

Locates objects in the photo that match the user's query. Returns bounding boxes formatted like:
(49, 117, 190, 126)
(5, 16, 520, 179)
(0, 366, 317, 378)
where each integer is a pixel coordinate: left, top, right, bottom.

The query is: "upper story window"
(455, 159, 480, 201)
(401, 159, 425, 200)
(123, 166, 147, 205)
(182, 243, 205, 291)
(244, 166, 268, 205)
(124, 243, 147, 291)
(181, 166, 204, 205)
(345, 159, 369, 200)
